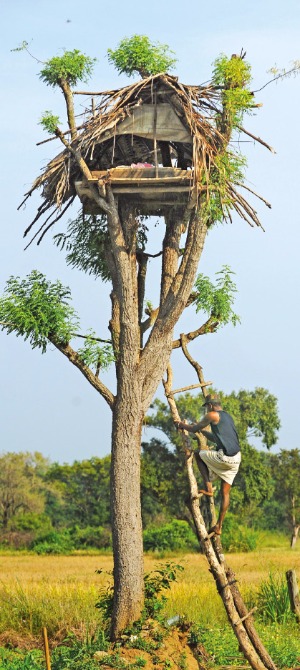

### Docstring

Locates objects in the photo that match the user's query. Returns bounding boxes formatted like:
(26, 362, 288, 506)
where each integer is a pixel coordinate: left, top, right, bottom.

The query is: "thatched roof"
(20, 73, 270, 244)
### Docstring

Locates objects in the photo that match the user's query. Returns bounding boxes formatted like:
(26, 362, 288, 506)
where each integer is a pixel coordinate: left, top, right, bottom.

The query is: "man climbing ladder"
(175, 395, 241, 536)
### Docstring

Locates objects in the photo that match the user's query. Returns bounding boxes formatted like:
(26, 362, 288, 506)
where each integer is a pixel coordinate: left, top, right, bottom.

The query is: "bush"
(254, 572, 293, 624)
(71, 525, 112, 550)
(143, 520, 198, 552)
(30, 530, 74, 555)
(221, 514, 258, 552)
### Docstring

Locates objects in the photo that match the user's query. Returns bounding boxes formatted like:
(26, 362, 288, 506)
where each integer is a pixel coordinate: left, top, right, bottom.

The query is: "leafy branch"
(193, 265, 240, 328)
(107, 34, 177, 78)
(0, 271, 114, 372)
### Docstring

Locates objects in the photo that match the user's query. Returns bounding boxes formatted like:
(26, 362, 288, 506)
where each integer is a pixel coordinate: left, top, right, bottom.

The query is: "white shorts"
(199, 449, 241, 486)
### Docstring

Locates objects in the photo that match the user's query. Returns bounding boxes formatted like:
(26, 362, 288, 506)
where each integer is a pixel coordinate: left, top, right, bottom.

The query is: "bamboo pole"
(42, 627, 51, 670)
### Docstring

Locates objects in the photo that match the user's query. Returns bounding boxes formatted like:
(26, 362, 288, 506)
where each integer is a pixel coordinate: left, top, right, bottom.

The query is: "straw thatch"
(20, 73, 270, 244)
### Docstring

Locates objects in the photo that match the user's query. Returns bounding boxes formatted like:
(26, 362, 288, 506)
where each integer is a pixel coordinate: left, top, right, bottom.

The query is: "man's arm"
(200, 429, 218, 444)
(175, 410, 220, 434)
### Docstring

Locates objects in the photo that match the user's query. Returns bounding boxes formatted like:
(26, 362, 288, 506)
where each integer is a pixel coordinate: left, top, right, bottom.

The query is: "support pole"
(286, 569, 300, 622)
(42, 627, 51, 670)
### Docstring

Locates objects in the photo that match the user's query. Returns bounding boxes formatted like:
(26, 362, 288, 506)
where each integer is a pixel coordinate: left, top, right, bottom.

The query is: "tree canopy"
(107, 34, 177, 78)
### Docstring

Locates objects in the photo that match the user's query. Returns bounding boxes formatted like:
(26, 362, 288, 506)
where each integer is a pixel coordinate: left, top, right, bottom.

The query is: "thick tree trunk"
(110, 388, 144, 638)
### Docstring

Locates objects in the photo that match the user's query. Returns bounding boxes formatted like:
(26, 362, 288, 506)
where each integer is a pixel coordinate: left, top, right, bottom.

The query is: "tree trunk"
(291, 525, 300, 548)
(290, 496, 299, 548)
(110, 388, 144, 639)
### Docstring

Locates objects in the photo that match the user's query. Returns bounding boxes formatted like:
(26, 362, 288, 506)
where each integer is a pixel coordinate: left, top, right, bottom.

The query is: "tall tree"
(269, 449, 300, 547)
(0, 452, 49, 529)
(1, 41, 271, 637)
(46, 456, 111, 528)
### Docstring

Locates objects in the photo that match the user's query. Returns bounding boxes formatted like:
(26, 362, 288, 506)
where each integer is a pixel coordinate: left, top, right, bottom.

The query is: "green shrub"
(9, 512, 53, 533)
(71, 525, 112, 550)
(143, 520, 198, 552)
(96, 562, 184, 634)
(0, 648, 44, 669)
(254, 572, 293, 624)
(221, 513, 258, 552)
(30, 530, 74, 555)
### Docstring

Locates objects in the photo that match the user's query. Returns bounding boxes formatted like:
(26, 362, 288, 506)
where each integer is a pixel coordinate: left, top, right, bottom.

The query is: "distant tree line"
(1, 388, 299, 552)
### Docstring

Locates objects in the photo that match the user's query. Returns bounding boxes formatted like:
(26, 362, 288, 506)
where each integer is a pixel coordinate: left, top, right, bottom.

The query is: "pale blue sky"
(0, 0, 299, 462)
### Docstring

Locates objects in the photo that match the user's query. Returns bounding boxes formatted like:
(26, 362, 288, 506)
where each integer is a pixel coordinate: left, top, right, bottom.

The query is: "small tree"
(3, 43, 272, 639)
(107, 34, 177, 78)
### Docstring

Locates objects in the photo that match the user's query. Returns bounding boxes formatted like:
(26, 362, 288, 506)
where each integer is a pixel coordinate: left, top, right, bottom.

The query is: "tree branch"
(49, 336, 115, 409)
(172, 315, 220, 349)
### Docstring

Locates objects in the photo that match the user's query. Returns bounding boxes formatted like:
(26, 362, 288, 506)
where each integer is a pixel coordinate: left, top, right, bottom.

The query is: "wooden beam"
(168, 382, 212, 396)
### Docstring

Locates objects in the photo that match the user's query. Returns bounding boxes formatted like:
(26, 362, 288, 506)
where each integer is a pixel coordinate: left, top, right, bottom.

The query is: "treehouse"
(21, 73, 265, 243)
(73, 74, 214, 215)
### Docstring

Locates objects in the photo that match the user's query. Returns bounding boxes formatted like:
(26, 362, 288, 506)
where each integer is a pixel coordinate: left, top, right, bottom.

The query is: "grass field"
(0, 544, 299, 667)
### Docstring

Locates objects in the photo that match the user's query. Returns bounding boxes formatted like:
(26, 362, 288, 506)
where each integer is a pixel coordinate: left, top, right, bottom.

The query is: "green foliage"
(45, 456, 111, 529)
(39, 49, 96, 87)
(54, 212, 112, 281)
(192, 624, 243, 666)
(254, 572, 292, 624)
(212, 53, 253, 124)
(193, 265, 240, 327)
(11, 40, 31, 53)
(200, 54, 254, 224)
(257, 621, 300, 668)
(39, 110, 60, 134)
(147, 387, 280, 527)
(219, 387, 280, 448)
(107, 35, 177, 78)
(143, 520, 198, 553)
(149, 386, 280, 451)
(213, 54, 251, 87)
(230, 444, 274, 522)
(268, 60, 300, 80)
(0, 648, 44, 669)
(71, 525, 112, 550)
(0, 271, 79, 352)
(0, 452, 51, 530)
(136, 562, 184, 625)
(54, 211, 148, 281)
(201, 149, 248, 224)
(30, 529, 74, 554)
(96, 563, 184, 633)
(77, 332, 115, 372)
(141, 439, 188, 527)
(8, 512, 52, 533)
(261, 449, 300, 534)
(220, 513, 259, 552)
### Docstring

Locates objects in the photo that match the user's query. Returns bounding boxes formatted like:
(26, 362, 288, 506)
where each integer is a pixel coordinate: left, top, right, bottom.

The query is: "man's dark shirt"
(210, 410, 240, 457)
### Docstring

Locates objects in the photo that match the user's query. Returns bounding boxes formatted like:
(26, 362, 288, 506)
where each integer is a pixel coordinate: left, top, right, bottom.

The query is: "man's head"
(202, 394, 222, 411)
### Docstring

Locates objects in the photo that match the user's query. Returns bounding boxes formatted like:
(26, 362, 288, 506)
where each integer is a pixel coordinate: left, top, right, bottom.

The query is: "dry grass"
(0, 547, 299, 644)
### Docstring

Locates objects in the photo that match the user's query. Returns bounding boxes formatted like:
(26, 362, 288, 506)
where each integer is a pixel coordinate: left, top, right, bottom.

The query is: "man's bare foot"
(208, 524, 222, 536)
(198, 489, 213, 497)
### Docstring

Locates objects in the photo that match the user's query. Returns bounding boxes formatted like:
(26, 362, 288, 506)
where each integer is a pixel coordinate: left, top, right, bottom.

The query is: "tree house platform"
(75, 167, 194, 214)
